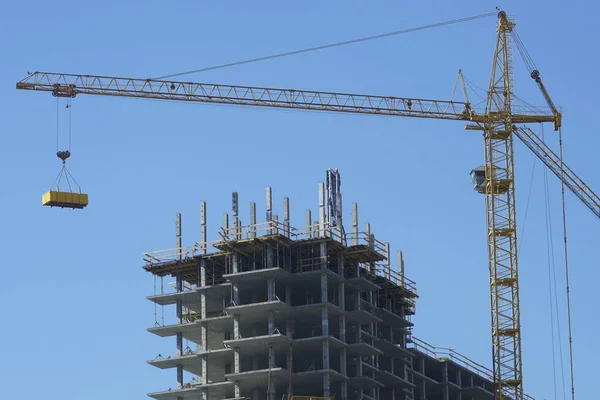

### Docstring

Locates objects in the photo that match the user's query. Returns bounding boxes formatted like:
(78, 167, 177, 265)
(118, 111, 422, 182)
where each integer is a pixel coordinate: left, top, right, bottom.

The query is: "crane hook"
(57, 150, 71, 164)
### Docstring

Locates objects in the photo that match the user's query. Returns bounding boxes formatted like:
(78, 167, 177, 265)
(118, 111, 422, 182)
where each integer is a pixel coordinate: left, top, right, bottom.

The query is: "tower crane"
(16, 11, 599, 400)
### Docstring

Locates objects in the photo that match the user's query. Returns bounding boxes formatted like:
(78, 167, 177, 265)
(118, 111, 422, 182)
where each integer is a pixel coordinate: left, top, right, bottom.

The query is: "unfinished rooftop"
(143, 169, 531, 400)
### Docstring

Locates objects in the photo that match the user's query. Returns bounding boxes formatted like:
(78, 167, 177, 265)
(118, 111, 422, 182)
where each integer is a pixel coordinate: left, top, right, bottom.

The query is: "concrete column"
(266, 186, 273, 233)
(249, 202, 256, 239)
(269, 344, 276, 400)
(321, 271, 330, 396)
(175, 213, 184, 389)
(200, 202, 207, 253)
(339, 258, 348, 400)
(283, 197, 290, 237)
(201, 351, 208, 384)
(306, 209, 312, 238)
(398, 251, 405, 286)
(318, 182, 326, 237)
(232, 192, 239, 240)
(351, 202, 358, 245)
(222, 212, 229, 241)
(285, 286, 292, 305)
(456, 369, 463, 400)
(339, 283, 346, 340)
(442, 362, 450, 400)
(201, 388, 207, 400)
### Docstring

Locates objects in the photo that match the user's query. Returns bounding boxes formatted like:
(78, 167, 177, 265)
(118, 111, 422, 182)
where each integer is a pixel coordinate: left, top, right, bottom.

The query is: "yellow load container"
(42, 190, 88, 209)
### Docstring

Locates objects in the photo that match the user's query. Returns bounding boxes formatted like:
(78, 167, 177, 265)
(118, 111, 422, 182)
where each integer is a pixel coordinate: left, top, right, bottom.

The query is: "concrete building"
(143, 170, 529, 400)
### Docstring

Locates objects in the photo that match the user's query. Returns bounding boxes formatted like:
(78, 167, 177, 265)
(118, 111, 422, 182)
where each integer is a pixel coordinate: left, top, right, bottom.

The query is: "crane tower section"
(483, 11, 523, 399)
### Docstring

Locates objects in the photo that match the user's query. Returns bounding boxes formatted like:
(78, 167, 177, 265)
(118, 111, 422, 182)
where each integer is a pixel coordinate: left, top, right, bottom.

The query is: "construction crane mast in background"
(16, 10, 599, 400)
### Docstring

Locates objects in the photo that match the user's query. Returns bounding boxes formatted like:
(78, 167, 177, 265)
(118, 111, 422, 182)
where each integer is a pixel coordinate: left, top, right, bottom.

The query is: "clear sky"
(1, 1, 598, 399)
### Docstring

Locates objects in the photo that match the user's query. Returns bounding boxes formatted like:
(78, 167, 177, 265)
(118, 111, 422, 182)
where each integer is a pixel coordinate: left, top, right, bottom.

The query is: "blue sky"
(1, 1, 599, 399)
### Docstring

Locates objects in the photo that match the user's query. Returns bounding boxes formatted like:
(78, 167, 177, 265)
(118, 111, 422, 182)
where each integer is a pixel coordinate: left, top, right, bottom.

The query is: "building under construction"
(144, 170, 514, 400)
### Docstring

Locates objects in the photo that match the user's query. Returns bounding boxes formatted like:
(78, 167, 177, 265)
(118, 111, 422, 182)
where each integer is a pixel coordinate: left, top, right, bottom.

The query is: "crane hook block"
(56, 150, 71, 163)
(42, 189, 88, 209)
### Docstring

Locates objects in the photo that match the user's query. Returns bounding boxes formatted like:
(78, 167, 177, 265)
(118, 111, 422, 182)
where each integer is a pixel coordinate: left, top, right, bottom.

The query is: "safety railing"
(347, 231, 388, 256)
(220, 220, 288, 241)
(411, 337, 536, 400)
(143, 240, 220, 266)
(410, 336, 492, 382)
(293, 222, 345, 245)
(373, 264, 418, 295)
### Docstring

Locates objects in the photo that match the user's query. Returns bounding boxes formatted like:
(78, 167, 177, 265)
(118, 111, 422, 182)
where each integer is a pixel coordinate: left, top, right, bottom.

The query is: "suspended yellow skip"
(42, 189, 88, 209)
(43, 150, 88, 209)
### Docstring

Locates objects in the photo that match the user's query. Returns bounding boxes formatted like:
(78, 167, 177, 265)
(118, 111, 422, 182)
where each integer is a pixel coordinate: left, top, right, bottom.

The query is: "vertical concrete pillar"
(222, 212, 229, 240)
(338, 252, 348, 399)
(175, 213, 184, 389)
(321, 270, 330, 396)
(268, 278, 275, 333)
(283, 197, 290, 238)
(318, 182, 326, 237)
(398, 251, 405, 286)
(201, 350, 208, 384)
(200, 202, 207, 253)
(351, 202, 358, 245)
(232, 192, 239, 240)
(266, 186, 273, 233)
(456, 369, 463, 400)
(306, 209, 312, 238)
(442, 362, 450, 400)
(269, 344, 276, 400)
(285, 286, 292, 305)
(249, 202, 256, 238)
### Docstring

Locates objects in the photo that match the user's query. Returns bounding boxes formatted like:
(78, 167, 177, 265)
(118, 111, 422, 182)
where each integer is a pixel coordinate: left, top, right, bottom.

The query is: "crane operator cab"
(42, 150, 88, 209)
(470, 166, 486, 194)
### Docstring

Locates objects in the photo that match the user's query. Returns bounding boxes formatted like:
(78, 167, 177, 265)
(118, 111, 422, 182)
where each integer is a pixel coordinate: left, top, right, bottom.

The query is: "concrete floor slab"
(348, 342, 384, 357)
(377, 370, 415, 389)
(374, 307, 413, 329)
(148, 353, 202, 375)
(293, 368, 347, 384)
(224, 333, 292, 357)
(347, 309, 383, 324)
(348, 375, 385, 389)
(346, 276, 381, 292)
(225, 367, 288, 390)
(195, 348, 234, 366)
(226, 300, 291, 317)
(293, 335, 347, 351)
(224, 267, 292, 282)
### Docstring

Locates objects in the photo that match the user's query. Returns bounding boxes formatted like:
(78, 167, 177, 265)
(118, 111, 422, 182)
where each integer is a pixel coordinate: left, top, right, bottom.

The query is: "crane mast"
(18, 11, 596, 400)
(483, 11, 523, 399)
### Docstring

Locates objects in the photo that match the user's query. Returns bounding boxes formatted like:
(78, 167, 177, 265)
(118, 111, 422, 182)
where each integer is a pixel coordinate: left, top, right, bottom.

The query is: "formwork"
(143, 172, 532, 400)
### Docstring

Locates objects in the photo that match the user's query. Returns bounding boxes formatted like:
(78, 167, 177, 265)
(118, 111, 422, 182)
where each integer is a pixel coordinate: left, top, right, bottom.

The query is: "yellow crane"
(16, 11, 599, 399)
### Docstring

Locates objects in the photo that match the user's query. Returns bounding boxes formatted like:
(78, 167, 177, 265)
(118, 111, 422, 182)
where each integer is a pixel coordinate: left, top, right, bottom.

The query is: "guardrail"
(410, 337, 535, 400)
(411, 336, 492, 382)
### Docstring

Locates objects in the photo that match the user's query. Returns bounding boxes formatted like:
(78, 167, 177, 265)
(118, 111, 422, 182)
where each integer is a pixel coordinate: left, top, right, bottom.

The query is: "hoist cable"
(517, 147, 537, 255)
(154, 11, 497, 80)
(542, 140, 558, 400)
(558, 126, 576, 400)
(56, 97, 59, 152)
(542, 127, 568, 399)
(68, 98, 72, 151)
